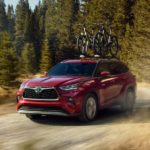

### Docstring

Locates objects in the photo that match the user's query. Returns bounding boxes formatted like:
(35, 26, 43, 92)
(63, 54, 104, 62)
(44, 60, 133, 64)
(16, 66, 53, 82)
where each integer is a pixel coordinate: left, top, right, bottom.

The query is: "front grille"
(23, 88, 58, 100)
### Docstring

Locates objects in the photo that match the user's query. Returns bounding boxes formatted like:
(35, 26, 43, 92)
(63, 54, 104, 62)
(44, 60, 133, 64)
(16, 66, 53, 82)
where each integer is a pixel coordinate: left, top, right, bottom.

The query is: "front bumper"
(17, 91, 83, 116)
(18, 109, 70, 116)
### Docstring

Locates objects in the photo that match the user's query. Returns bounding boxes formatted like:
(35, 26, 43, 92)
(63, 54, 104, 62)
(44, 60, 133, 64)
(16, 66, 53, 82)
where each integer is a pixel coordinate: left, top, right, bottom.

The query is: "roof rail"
(61, 55, 120, 63)
(79, 54, 120, 61)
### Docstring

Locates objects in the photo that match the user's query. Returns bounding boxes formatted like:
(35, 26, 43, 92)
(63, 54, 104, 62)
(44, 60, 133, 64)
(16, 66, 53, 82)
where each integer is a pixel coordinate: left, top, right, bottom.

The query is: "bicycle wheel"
(94, 32, 107, 57)
(109, 36, 119, 57)
(77, 35, 88, 55)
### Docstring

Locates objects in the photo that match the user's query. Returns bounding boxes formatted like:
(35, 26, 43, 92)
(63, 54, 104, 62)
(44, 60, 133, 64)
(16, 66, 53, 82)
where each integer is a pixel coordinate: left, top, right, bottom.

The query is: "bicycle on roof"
(76, 24, 95, 57)
(76, 20, 119, 58)
(93, 22, 119, 57)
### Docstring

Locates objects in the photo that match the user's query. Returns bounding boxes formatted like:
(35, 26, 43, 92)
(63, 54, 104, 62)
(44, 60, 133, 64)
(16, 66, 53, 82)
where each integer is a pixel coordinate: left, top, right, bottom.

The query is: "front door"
(95, 62, 117, 105)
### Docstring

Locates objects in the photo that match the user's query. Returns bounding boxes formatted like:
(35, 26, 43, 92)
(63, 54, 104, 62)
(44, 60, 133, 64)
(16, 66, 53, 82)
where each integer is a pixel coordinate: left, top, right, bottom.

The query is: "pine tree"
(0, 32, 18, 85)
(40, 38, 52, 72)
(31, 0, 50, 70)
(45, 1, 58, 64)
(133, 0, 150, 34)
(20, 42, 36, 74)
(113, 0, 126, 38)
(124, 0, 135, 26)
(33, 1, 48, 69)
(7, 5, 15, 39)
(15, 0, 31, 55)
(0, 0, 8, 32)
(24, 9, 33, 42)
(130, 0, 150, 80)
(45, 0, 80, 63)
(37, 0, 48, 37)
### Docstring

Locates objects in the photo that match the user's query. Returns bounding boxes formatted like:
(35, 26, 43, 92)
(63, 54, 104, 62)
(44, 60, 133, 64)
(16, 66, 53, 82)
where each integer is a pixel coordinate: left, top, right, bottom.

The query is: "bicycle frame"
(77, 25, 95, 54)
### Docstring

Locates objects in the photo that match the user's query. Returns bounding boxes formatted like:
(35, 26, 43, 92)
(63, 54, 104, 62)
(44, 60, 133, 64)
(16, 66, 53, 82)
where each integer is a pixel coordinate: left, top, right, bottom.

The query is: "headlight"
(19, 83, 25, 89)
(60, 83, 79, 91)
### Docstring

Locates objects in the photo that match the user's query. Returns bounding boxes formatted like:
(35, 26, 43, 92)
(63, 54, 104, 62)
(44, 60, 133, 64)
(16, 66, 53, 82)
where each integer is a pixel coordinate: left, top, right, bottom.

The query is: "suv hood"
(24, 76, 90, 88)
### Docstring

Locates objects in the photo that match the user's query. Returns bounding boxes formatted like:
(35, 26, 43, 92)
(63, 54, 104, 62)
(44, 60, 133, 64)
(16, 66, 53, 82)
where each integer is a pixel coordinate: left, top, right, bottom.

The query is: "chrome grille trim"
(23, 87, 59, 101)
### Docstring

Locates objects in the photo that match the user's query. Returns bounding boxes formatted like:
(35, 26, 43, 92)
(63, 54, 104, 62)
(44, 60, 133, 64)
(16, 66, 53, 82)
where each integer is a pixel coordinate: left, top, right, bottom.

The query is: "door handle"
(101, 83, 106, 87)
(111, 80, 116, 84)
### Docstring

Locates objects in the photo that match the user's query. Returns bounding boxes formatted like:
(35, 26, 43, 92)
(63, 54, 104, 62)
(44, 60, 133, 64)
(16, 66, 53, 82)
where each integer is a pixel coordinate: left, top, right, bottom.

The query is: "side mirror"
(100, 71, 110, 77)
(44, 72, 48, 77)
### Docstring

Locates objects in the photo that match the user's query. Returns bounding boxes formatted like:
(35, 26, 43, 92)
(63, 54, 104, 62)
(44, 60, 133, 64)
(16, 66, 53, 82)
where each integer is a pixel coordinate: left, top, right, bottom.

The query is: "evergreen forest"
(0, 0, 149, 85)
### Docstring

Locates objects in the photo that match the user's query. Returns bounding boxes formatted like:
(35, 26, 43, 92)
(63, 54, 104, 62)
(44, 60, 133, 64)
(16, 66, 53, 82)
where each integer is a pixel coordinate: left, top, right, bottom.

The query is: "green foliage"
(44, 0, 79, 64)
(130, 0, 150, 81)
(7, 5, 15, 39)
(40, 38, 52, 72)
(15, 0, 31, 55)
(0, 32, 18, 85)
(20, 43, 36, 74)
(0, 0, 7, 32)
(0, 0, 149, 83)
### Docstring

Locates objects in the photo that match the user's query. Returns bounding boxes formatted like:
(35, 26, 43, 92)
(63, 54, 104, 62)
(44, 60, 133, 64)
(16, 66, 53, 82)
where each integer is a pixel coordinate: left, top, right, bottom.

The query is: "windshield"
(48, 62, 96, 76)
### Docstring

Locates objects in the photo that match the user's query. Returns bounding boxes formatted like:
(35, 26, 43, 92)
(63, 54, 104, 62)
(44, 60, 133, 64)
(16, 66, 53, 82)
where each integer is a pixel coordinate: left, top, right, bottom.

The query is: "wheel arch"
(85, 90, 100, 109)
(127, 85, 136, 94)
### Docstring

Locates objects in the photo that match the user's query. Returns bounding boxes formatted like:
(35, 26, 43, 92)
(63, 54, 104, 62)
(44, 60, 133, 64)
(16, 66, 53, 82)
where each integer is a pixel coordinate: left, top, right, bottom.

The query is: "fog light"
(68, 97, 74, 102)
(67, 97, 76, 106)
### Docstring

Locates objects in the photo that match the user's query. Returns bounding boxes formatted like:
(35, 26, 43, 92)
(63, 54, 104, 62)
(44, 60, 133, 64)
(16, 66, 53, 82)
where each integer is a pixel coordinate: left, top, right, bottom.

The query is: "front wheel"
(79, 94, 98, 122)
(94, 33, 106, 56)
(77, 35, 88, 55)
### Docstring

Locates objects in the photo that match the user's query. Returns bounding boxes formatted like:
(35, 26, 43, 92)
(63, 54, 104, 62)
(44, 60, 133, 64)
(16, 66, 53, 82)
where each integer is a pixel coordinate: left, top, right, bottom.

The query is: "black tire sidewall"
(94, 32, 105, 56)
(79, 93, 98, 122)
(109, 36, 119, 57)
(121, 90, 135, 112)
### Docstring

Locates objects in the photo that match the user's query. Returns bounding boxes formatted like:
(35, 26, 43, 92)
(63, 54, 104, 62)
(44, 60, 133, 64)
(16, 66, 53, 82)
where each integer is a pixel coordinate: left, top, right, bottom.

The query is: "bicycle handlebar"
(76, 23, 111, 28)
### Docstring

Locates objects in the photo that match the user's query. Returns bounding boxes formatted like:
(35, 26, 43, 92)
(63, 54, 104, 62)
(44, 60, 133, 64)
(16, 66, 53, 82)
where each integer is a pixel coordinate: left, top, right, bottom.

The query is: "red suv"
(17, 59, 136, 121)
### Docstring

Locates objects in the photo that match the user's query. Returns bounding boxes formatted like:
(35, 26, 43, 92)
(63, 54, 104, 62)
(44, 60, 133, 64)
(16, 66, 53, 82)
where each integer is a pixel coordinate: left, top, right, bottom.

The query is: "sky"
(5, 0, 40, 10)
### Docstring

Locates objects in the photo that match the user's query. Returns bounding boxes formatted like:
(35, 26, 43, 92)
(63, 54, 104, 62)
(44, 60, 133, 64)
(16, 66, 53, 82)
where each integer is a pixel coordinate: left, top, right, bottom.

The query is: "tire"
(77, 35, 88, 55)
(79, 94, 98, 122)
(94, 33, 104, 55)
(109, 36, 119, 57)
(94, 32, 108, 57)
(26, 114, 41, 120)
(120, 89, 135, 113)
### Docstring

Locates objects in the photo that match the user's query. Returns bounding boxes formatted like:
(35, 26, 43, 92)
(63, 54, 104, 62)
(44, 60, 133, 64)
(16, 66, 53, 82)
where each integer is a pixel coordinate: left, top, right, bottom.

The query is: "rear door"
(107, 61, 129, 98)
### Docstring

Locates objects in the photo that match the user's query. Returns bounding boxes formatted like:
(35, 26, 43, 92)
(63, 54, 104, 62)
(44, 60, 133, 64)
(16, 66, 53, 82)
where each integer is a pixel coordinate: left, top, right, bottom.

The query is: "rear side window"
(94, 61, 129, 77)
(108, 62, 129, 75)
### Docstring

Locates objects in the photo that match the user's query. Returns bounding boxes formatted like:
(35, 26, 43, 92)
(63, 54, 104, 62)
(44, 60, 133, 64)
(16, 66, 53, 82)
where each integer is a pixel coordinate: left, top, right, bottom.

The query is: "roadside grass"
(0, 74, 42, 104)
(0, 86, 17, 104)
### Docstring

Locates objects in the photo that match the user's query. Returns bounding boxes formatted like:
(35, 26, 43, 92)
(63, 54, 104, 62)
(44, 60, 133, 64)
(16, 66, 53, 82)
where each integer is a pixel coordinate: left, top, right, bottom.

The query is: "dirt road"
(0, 84, 150, 150)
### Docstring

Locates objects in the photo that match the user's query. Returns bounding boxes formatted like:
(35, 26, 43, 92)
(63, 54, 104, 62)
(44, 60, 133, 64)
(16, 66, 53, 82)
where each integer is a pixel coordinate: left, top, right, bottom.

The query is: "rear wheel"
(79, 94, 98, 122)
(109, 36, 119, 57)
(120, 89, 135, 113)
